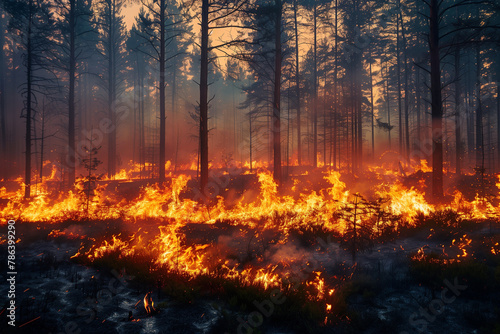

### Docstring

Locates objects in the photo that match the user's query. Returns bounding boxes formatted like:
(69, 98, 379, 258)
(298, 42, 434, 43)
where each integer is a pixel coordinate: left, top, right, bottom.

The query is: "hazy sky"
(123, 2, 141, 30)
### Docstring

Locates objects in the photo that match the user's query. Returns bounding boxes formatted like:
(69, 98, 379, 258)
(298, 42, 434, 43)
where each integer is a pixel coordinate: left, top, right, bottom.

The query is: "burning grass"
(2, 165, 500, 332)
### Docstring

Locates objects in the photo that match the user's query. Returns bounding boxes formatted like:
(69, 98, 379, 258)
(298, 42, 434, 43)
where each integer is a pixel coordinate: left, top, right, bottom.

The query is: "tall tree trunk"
(199, 0, 209, 195)
(385, 56, 392, 149)
(273, 0, 282, 184)
(159, 0, 166, 184)
(400, 2, 410, 160)
(172, 61, 177, 171)
(416, 66, 421, 148)
(323, 75, 327, 166)
(430, 0, 443, 199)
(0, 12, 6, 157)
(249, 113, 253, 172)
(356, 68, 362, 169)
(312, 1, 318, 168)
(332, 0, 338, 169)
(497, 64, 500, 172)
(40, 102, 45, 180)
(369, 25, 375, 159)
(25, 0, 33, 199)
(396, 1, 403, 157)
(475, 43, 483, 169)
(293, 0, 301, 166)
(107, 0, 116, 179)
(454, 48, 462, 175)
(68, 0, 76, 186)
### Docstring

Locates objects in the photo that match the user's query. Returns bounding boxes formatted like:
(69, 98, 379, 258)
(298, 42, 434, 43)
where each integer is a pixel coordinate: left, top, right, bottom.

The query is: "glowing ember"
(144, 292, 156, 315)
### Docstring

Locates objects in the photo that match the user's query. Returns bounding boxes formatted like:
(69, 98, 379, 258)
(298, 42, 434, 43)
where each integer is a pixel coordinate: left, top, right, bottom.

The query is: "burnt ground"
(1, 169, 500, 333)
(1, 218, 499, 334)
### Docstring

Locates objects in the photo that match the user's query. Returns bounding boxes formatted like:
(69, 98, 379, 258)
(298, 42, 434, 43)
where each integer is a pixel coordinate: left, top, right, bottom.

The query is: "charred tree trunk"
(416, 67, 421, 148)
(385, 57, 392, 149)
(68, 0, 76, 187)
(40, 102, 46, 180)
(396, 0, 403, 156)
(159, 0, 166, 184)
(475, 43, 483, 169)
(333, 0, 338, 169)
(172, 62, 178, 171)
(199, 0, 209, 195)
(293, 0, 301, 166)
(454, 48, 462, 175)
(313, 1, 318, 168)
(497, 65, 500, 171)
(249, 113, 253, 172)
(107, 0, 116, 179)
(25, 0, 33, 199)
(369, 26, 375, 159)
(0, 12, 6, 157)
(273, 0, 282, 184)
(399, 3, 410, 160)
(429, 0, 443, 199)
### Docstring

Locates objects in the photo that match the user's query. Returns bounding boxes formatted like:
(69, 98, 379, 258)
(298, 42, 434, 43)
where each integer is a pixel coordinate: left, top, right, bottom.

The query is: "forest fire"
(1, 0, 500, 332)
(2, 161, 500, 315)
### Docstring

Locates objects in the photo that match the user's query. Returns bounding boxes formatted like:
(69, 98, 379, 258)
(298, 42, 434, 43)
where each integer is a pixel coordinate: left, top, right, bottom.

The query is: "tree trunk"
(400, 2, 410, 160)
(323, 75, 327, 166)
(396, 1, 403, 157)
(107, 0, 116, 179)
(159, 0, 166, 184)
(40, 102, 45, 180)
(416, 67, 421, 148)
(497, 66, 500, 172)
(385, 56, 392, 149)
(475, 43, 483, 169)
(249, 113, 253, 172)
(199, 0, 209, 195)
(369, 25, 375, 159)
(172, 61, 177, 171)
(0, 12, 6, 157)
(273, 0, 282, 184)
(293, 0, 301, 166)
(454, 48, 462, 175)
(68, 0, 76, 186)
(430, 0, 443, 199)
(333, 0, 338, 169)
(313, 1, 318, 168)
(25, 0, 33, 199)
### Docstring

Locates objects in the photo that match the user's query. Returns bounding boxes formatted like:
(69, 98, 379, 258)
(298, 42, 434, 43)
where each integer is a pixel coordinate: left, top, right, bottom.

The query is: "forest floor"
(1, 169, 500, 333)
(1, 217, 499, 334)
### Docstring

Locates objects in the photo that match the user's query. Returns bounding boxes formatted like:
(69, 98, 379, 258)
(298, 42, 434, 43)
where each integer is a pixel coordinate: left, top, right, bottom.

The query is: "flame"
(452, 234, 472, 258)
(144, 292, 155, 315)
(2, 158, 500, 306)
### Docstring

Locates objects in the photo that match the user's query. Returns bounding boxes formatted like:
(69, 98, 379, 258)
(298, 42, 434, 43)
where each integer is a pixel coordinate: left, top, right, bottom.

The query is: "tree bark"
(497, 66, 500, 172)
(0, 12, 6, 157)
(107, 0, 116, 179)
(385, 56, 392, 149)
(454, 48, 462, 175)
(293, 0, 301, 166)
(199, 0, 209, 195)
(273, 0, 282, 184)
(313, 1, 318, 168)
(159, 0, 166, 184)
(399, 2, 410, 160)
(68, 0, 76, 186)
(475, 43, 483, 169)
(396, 1, 403, 156)
(430, 0, 443, 199)
(25, 0, 33, 199)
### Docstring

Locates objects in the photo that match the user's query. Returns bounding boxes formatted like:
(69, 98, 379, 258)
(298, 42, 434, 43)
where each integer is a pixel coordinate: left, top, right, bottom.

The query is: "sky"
(123, 2, 141, 30)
